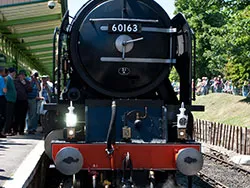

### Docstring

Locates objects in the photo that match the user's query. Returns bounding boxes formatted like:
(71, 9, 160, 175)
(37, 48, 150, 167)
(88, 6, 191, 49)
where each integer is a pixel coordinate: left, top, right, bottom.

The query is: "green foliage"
(224, 6, 250, 84)
(169, 66, 180, 82)
(174, 0, 250, 86)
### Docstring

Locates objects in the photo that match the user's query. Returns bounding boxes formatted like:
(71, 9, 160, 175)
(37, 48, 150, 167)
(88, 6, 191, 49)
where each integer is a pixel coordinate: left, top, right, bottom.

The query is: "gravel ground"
(201, 142, 250, 188)
(202, 142, 250, 171)
(176, 172, 211, 188)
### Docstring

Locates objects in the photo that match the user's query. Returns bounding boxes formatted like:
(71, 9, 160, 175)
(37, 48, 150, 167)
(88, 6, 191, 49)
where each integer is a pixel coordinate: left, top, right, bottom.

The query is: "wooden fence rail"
(194, 119, 250, 155)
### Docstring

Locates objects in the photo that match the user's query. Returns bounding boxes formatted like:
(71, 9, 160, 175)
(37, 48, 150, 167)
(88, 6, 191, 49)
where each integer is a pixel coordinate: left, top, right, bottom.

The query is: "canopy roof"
(0, 0, 64, 75)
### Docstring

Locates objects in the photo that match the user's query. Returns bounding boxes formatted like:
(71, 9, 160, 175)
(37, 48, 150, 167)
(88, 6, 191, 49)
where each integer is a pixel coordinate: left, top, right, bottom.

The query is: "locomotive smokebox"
(69, 0, 176, 97)
(176, 148, 203, 176)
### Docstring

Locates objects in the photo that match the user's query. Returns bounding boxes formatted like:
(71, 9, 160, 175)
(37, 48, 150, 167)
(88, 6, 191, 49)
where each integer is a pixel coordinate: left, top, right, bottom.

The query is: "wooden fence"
(194, 119, 250, 155)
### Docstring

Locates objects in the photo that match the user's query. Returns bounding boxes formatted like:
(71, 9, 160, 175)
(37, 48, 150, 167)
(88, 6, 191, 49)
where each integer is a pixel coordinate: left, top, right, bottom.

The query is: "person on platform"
(0, 67, 7, 138)
(40, 75, 52, 103)
(3, 68, 17, 135)
(26, 71, 41, 134)
(13, 70, 32, 135)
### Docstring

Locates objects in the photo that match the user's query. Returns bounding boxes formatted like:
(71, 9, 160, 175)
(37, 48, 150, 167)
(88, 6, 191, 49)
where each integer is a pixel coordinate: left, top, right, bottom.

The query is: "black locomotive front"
(44, 0, 204, 187)
(68, 0, 181, 99)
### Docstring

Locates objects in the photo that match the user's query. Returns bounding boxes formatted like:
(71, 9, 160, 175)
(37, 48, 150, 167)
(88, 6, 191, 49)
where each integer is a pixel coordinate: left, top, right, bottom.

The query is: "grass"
(192, 93, 250, 127)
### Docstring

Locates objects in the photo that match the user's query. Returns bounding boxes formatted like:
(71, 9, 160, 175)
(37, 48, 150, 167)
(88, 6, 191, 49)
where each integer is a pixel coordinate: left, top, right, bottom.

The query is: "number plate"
(108, 23, 141, 33)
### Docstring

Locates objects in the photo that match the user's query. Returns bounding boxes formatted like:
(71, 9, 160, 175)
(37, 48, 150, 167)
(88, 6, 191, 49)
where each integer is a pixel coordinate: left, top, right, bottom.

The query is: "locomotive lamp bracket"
(64, 101, 78, 139)
(65, 101, 77, 127)
(177, 128, 186, 140)
(177, 102, 188, 128)
(65, 127, 76, 139)
(177, 103, 188, 139)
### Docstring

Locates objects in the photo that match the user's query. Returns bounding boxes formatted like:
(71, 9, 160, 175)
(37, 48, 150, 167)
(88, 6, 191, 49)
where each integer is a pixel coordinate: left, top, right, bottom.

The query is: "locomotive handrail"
(52, 27, 59, 99)
(100, 57, 176, 64)
(142, 27, 176, 33)
(169, 28, 173, 59)
(192, 30, 196, 101)
(89, 18, 159, 23)
(56, 10, 70, 102)
(106, 101, 117, 155)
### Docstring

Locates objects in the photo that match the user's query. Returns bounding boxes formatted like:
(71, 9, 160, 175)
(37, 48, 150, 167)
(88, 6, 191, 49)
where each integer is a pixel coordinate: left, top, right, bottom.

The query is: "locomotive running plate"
(108, 23, 141, 33)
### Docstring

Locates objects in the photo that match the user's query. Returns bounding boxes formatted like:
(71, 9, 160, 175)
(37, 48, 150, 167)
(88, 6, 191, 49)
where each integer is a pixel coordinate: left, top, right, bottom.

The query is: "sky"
(67, 0, 175, 18)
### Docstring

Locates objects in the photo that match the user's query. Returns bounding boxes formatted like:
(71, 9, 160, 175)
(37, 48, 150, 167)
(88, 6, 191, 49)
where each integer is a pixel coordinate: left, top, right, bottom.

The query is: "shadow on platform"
(0, 146, 9, 151)
(0, 175, 13, 181)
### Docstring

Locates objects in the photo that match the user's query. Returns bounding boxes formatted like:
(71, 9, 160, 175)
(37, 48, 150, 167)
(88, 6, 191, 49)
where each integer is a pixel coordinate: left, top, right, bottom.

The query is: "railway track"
(197, 171, 228, 188)
(197, 151, 250, 188)
(202, 153, 250, 176)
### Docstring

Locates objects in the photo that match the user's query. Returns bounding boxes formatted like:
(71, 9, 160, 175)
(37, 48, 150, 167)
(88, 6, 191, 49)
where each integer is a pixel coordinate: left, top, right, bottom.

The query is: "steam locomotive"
(44, 0, 204, 187)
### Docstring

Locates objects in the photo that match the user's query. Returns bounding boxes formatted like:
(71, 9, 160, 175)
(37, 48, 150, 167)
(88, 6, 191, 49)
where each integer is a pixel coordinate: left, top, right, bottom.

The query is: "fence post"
(219, 123, 223, 146)
(195, 119, 198, 141)
(210, 122, 213, 144)
(193, 120, 196, 140)
(223, 124, 226, 148)
(216, 123, 219, 146)
(218, 123, 221, 146)
(225, 124, 229, 148)
(205, 120, 208, 142)
(228, 125, 232, 150)
(196, 119, 198, 141)
(213, 122, 216, 145)
(193, 119, 196, 140)
(240, 127, 243, 154)
(232, 126, 235, 151)
(222, 124, 225, 147)
(202, 120, 205, 142)
(236, 126, 239, 153)
(244, 127, 247, 155)
(248, 128, 250, 155)
(199, 119, 202, 142)
(213, 122, 217, 145)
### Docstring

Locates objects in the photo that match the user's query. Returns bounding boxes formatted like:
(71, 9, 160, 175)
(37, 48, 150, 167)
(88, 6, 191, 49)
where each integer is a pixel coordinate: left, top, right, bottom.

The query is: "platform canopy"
(0, 0, 67, 75)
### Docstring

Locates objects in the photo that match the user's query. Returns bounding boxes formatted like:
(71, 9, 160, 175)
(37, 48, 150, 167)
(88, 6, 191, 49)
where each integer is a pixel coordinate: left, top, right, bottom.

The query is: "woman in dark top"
(13, 70, 32, 135)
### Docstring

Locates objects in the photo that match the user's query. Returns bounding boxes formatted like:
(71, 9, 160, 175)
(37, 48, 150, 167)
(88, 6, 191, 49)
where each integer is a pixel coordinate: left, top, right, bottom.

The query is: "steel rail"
(202, 153, 250, 176)
(197, 171, 229, 188)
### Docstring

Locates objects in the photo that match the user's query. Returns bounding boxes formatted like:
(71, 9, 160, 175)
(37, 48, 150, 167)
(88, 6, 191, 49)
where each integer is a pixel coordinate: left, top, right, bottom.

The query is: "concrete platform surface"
(0, 132, 44, 188)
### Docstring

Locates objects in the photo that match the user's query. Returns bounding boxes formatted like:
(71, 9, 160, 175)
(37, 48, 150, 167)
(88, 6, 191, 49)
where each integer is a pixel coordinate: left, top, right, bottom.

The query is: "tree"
(174, 0, 250, 86)
(224, 5, 250, 85)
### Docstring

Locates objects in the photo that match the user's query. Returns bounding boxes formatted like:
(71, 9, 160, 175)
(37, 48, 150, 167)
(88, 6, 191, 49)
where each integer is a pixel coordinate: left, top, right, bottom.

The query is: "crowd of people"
(171, 76, 250, 97)
(194, 76, 250, 97)
(0, 67, 53, 138)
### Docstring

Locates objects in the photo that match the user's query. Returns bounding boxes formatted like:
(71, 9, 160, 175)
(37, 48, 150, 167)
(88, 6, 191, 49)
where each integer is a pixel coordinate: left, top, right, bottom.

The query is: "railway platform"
(0, 129, 44, 188)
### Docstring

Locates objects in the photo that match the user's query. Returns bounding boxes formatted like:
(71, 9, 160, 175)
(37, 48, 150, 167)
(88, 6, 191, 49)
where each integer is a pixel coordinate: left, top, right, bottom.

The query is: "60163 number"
(108, 23, 141, 33)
